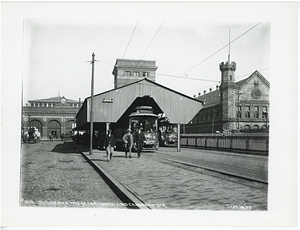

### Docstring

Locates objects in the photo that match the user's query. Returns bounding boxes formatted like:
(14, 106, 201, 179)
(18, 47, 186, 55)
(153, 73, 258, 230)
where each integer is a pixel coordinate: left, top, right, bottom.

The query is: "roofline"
(115, 58, 157, 64)
(85, 78, 204, 104)
(236, 70, 270, 88)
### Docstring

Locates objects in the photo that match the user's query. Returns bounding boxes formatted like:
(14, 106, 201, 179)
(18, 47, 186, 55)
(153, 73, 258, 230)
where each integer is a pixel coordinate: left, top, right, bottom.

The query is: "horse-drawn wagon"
(23, 127, 41, 143)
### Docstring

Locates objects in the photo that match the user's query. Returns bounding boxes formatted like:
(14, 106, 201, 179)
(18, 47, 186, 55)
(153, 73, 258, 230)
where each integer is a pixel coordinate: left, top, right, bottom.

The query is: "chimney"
(193, 95, 196, 98)
(209, 87, 212, 92)
(198, 92, 201, 96)
(203, 90, 206, 94)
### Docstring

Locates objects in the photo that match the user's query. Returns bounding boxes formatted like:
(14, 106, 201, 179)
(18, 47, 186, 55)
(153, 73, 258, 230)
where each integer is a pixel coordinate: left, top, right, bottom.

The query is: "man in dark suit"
(103, 129, 116, 162)
(134, 128, 145, 158)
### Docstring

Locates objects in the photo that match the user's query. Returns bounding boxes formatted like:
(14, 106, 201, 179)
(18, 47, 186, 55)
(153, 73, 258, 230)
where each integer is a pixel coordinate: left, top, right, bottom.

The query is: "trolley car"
(112, 106, 159, 151)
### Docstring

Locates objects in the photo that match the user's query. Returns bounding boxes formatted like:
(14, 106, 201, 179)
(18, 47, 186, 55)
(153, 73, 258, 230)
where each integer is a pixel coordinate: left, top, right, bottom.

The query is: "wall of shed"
(82, 80, 203, 124)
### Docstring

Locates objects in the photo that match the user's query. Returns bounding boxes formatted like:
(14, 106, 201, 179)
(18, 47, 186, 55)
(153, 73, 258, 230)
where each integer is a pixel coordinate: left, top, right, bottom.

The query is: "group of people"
(103, 128, 144, 162)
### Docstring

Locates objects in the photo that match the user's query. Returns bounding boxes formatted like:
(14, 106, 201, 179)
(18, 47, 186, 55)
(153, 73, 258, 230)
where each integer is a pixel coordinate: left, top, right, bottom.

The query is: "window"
(245, 106, 250, 118)
(134, 72, 139, 77)
(254, 106, 259, 118)
(262, 106, 268, 118)
(237, 106, 242, 118)
(125, 71, 131, 76)
(143, 72, 148, 77)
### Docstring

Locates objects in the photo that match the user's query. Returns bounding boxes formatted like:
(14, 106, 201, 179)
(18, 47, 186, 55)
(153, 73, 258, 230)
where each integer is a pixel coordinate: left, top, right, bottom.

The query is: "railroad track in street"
(142, 150, 268, 191)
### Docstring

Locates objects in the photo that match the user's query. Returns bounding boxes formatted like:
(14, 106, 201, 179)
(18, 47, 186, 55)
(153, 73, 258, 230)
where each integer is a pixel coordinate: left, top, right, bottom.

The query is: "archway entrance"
(48, 120, 61, 138)
(29, 120, 43, 137)
(66, 120, 75, 136)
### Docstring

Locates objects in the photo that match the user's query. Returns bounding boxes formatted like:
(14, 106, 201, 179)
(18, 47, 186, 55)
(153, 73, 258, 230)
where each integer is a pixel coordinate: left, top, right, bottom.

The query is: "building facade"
(22, 95, 82, 139)
(112, 59, 158, 88)
(185, 60, 270, 133)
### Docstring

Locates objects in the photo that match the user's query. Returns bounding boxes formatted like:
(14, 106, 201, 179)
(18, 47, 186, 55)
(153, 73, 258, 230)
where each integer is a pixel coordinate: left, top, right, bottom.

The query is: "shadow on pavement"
(51, 142, 81, 154)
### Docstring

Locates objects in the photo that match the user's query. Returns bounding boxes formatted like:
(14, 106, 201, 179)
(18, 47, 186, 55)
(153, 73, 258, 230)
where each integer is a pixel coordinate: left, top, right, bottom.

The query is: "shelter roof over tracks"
(76, 78, 203, 129)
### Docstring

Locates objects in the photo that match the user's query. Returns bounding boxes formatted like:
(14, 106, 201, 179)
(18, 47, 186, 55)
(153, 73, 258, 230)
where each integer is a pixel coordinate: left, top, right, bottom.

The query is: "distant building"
(185, 60, 270, 133)
(22, 94, 82, 139)
(112, 59, 158, 88)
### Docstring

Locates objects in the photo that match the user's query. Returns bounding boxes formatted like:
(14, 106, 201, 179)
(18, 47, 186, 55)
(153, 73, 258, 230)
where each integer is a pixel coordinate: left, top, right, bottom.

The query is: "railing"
(180, 133, 269, 155)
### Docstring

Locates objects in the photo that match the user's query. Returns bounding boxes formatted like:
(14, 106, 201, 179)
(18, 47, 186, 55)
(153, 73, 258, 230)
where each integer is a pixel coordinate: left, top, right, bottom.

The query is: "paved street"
(20, 141, 125, 208)
(79, 145, 268, 210)
(20, 141, 268, 210)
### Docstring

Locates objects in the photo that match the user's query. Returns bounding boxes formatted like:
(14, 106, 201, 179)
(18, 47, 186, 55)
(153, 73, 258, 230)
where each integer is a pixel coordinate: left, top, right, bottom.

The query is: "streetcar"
(112, 106, 159, 151)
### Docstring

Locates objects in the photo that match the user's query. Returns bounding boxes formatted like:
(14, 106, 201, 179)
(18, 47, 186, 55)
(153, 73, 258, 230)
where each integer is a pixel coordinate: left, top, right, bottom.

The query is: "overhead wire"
(103, 21, 164, 105)
(107, 21, 139, 90)
(29, 60, 89, 62)
(93, 21, 165, 121)
(186, 67, 270, 97)
(182, 22, 262, 75)
(26, 63, 91, 98)
(93, 22, 140, 120)
(156, 73, 219, 82)
(149, 22, 262, 97)
(121, 21, 164, 87)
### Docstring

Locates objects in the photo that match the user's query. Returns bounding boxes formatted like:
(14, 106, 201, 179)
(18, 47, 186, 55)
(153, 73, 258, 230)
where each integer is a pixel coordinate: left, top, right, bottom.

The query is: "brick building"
(185, 60, 270, 133)
(112, 59, 158, 89)
(22, 94, 82, 139)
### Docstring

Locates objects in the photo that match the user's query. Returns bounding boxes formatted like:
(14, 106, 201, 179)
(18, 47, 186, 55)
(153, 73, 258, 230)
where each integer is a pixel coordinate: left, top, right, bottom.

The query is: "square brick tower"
(112, 59, 158, 89)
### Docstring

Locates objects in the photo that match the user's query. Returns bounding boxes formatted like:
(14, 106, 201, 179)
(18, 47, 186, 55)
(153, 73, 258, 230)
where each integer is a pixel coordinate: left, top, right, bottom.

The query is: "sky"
(22, 5, 270, 105)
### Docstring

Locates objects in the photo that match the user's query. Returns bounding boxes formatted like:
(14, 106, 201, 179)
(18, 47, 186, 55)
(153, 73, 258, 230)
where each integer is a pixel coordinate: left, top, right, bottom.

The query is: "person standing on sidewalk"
(122, 129, 133, 158)
(134, 128, 145, 158)
(103, 129, 116, 162)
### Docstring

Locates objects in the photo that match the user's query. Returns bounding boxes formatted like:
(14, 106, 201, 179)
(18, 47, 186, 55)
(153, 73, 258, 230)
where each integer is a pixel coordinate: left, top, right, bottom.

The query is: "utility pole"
(236, 90, 242, 132)
(89, 53, 95, 155)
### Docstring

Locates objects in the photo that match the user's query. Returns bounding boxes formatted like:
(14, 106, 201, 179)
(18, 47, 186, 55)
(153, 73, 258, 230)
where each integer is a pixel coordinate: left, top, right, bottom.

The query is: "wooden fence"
(180, 133, 269, 155)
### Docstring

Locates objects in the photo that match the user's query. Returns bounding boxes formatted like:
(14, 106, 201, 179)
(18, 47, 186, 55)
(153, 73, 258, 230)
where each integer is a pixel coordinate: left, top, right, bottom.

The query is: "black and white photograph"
(1, 1, 297, 228)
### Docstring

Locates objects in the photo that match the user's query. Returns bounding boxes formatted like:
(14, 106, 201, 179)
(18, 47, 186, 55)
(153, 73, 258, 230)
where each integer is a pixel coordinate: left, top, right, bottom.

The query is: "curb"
(75, 145, 151, 210)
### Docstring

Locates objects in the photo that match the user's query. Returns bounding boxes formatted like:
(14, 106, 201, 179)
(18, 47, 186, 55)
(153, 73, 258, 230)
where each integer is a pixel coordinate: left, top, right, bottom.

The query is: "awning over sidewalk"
(76, 78, 203, 130)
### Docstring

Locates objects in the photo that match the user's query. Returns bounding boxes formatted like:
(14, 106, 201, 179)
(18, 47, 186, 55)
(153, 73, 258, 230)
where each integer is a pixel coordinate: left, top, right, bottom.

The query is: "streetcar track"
(143, 152, 268, 191)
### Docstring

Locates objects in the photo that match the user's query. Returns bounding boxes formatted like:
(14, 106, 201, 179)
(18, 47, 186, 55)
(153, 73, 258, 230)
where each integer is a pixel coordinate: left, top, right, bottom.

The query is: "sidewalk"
(74, 144, 268, 210)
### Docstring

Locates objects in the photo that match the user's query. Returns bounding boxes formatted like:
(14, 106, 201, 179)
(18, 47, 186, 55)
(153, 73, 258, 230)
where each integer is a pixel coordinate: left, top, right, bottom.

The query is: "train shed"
(75, 78, 203, 150)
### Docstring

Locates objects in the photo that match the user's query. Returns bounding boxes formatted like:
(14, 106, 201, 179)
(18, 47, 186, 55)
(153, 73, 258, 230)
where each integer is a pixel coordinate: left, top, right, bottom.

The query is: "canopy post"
(177, 123, 181, 152)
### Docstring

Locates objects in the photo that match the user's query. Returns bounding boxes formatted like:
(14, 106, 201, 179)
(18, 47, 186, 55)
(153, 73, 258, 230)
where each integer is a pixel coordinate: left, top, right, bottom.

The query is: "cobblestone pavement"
(20, 141, 125, 209)
(80, 146, 268, 211)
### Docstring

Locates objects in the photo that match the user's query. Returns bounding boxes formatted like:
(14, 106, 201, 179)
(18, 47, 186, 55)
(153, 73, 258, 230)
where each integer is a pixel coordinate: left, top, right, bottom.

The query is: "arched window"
(245, 106, 250, 118)
(254, 106, 259, 118)
(66, 120, 75, 135)
(48, 120, 61, 138)
(243, 125, 250, 130)
(29, 120, 43, 137)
